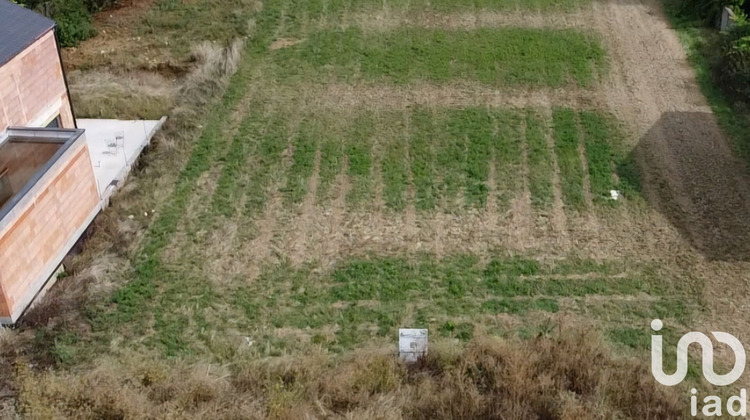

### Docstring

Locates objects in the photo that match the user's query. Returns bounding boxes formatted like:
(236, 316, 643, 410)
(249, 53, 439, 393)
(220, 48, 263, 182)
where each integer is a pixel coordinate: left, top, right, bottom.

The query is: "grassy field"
(205, 106, 624, 214)
(75, 92, 654, 362)
(4, 0, 734, 417)
(272, 28, 605, 87)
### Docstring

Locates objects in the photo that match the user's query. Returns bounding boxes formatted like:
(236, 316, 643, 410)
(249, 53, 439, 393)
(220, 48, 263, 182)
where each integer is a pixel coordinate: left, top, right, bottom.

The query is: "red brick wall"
(0, 30, 74, 132)
(0, 140, 99, 319)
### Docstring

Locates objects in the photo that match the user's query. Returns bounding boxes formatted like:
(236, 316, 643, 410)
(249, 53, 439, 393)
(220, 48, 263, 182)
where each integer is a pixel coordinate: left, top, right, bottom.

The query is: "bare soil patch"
(288, 149, 322, 265)
(541, 108, 571, 249)
(201, 198, 689, 274)
(62, 0, 165, 72)
(297, 82, 600, 111)
(340, 9, 590, 31)
(242, 189, 283, 281)
(269, 37, 304, 50)
(325, 155, 352, 266)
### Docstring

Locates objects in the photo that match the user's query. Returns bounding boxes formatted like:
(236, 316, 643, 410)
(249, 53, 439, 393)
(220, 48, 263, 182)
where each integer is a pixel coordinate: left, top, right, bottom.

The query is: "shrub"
(21, 0, 98, 47)
(82, 0, 117, 12)
(48, 0, 96, 47)
(680, 0, 744, 24)
(716, 15, 750, 101)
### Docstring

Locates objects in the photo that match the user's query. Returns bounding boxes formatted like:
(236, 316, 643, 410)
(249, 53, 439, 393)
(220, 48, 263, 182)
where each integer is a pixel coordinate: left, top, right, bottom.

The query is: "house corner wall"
(0, 29, 74, 131)
(0, 137, 100, 323)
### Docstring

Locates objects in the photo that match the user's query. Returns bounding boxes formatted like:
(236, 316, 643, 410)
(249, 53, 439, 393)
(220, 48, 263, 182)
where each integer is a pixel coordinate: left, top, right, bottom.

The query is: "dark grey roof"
(0, 0, 55, 67)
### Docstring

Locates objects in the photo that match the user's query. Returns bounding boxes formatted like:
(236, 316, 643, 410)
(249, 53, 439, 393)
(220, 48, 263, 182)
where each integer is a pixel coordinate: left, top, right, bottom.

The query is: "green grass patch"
(482, 274, 655, 297)
(434, 112, 468, 207)
(330, 258, 433, 302)
(493, 110, 525, 210)
(458, 109, 494, 208)
(328, 255, 662, 303)
(274, 28, 606, 87)
(101, 247, 687, 357)
(482, 256, 661, 296)
(211, 112, 263, 218)
(525, 110, 554, 209)
(462, 109, 494, 208)
(552, 108, 585, 211)
(410, 109, 439, 210)
(438, 321, 475, 341)
(282, 119, 320, 205)
(345, 114, 375, 207)
(481, 298, 560, 314)
(217, 107, 614, 217)
(412, 0, 589, 12)
(316, 0, 590, 15)
(243, 116, 290, 216)
(317, 137, 345, 203)
(579, 111, 615, 202)
(254, 255, 674, 352)
(381, 133, 409, 211)
(607, 326, 650, 349)
(484, 257, 540, 277)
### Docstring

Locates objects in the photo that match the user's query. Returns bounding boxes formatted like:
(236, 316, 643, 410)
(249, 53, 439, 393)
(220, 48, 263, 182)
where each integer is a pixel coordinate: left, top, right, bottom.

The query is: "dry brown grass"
(20, 254, 127, 332)
(283, 81, 599, 112)
(0, 328, 18, 419)
(168, 38, 245, 131)
(337, 9, 590, 32)
(68, 70, 174, 120)
(14, 327, 684, 419)
(269, 37, 304, 50)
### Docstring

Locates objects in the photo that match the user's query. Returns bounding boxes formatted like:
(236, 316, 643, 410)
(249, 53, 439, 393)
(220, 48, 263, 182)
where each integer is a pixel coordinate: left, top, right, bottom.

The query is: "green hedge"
(49, 0, 96, 47)
(675, 0, 750, 103)
(679, 0, 744, 24)
(20, 0, 108, 47)
(716, 20, 750, 102)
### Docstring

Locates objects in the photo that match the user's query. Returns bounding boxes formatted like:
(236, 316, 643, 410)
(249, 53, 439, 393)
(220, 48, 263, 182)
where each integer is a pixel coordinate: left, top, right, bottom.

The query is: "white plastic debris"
(399, 329, 428, 363)
(609, 190, 621, 201)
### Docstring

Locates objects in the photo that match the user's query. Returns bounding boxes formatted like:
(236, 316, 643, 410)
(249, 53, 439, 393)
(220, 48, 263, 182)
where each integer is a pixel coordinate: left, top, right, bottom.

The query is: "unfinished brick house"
(0, 1, 164, 324)
(0, 1, 99, 323)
